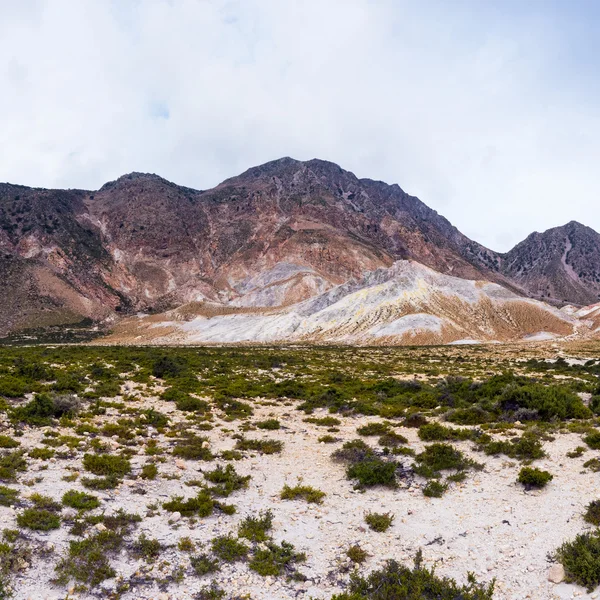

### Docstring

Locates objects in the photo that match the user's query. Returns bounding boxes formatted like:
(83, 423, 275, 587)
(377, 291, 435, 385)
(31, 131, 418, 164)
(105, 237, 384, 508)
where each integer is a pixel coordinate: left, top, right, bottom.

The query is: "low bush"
(365, 512, 394, 532)
(280, 484, 325, 504)
(0, 451, 27, 481)
(330, 552, 495, 599)
(130, 534, 162, 562)
(163, 491, 214, 518)
(0, 486, 19, 507)
(255, 419, 281, 430)
(584, 500, 600, 526)
(234, 437, 283, 455)
(191, 553, 220, 576)
(82, 454, 131, 478)
(17, 508, 61, 531)
(62, 490, 100, 511)
(203, 464, 250, 497)
(555, 530, 600, 591)
(249, 540, 305, 576)
(347, 459, 398, 489)
(357, 422, 390, 437)
(173, 434, 213, 461)
(584, 431, 600, 450)
(347, 544, 368, 564)
(414, 443, 482, 478)
(238, 510, 273, 542)
(211, 535, 248, 562)
(423, 480, 448, 497)
(517, 467, 553, 489)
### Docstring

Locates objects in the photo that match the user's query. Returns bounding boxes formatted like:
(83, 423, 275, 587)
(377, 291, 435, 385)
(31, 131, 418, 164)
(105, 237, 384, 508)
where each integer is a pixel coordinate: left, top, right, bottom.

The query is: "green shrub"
(173, 434, 213, 461)
(130, 534, 162, 562)
(140, 462, 158, 480)
(566, 446, 586, 458)
(378, 432, 408, 447)
(357, 422, 390, 437)
(10, 393, 76, 426)
(0, 486, 19, 507)
(238, 510, 273, 542)
(256, 419, 281, 430)
(82, 454, 131, 477)
(54, 530, 123, 587)
(0, 452, 27, 482)
(304, 416, 341, 427)
(0, 437, 19, 449)
(347, 544, 368, 564)
(0, 375, 28, 398)
(280, 484, 325, 504)
(347, 459, 398, 489)
(318, 435, 339, 443)
(203, 464, 250, 497)
(584, 500, 600, 526)
(517, 467, 553, 489)
(81, 475, 121, 490)
(414, 443, 481, 477)
(330, 553, 495, 599)
(210, 535, 248, 562)
(365, 512, 394, 532)
(191, 553, 220, 576)
(234, 437, 283, 455)
(584, 458, 600, 472)
(28, 447, 54, 460)
(418, 423, 473, 442)
(584, 431, 600, 450)
(62, 490, 100, 511)
(332, 439, 373, 464)
(249, 541, 305, 576)
(423, 481, 448, 497)
(152, 355, 187, 379)
(17, 508, 61, 531)
(479, 432, 545, 461)
(195, 583, 225, 600)
(163, 491, 214, 518)
(555, 530, 600, 591)
(175, 395, 209, 413)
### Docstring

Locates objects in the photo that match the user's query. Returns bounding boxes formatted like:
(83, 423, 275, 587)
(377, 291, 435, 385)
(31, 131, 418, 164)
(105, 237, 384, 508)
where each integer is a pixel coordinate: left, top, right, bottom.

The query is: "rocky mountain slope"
(102, 261, 579, 345)
(1, 158, 599, 340)
(500, 221, 600, 306)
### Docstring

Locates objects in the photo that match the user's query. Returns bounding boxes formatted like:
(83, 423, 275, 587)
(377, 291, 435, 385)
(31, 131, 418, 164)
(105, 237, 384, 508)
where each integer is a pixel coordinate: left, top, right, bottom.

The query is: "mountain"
(499, 221, 600, 306)
(1, 157, 599, 341)
(101, 261, 579, 345)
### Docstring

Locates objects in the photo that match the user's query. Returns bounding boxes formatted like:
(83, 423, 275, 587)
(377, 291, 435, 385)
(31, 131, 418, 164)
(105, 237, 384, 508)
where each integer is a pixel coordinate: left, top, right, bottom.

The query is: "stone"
(548, 564, 565, 584)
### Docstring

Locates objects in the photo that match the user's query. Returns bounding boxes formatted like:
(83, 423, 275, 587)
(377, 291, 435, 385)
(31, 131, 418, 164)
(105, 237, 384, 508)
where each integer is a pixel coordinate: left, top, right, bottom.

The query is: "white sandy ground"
(4, 397, 600, 600)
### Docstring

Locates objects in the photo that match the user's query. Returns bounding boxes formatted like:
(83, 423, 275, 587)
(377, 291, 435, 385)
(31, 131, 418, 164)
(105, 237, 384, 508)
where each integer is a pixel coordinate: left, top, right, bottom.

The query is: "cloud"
(0, 0, 599, 251)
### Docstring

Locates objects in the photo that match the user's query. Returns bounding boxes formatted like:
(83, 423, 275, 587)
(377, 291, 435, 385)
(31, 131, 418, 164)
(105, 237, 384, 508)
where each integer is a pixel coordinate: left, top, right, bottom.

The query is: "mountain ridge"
(1, 157, 599, 339)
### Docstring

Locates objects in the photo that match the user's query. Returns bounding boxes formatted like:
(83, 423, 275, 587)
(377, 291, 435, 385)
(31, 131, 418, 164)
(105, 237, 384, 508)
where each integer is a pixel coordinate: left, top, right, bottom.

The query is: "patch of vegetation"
(423, 480, 448, 497)
(17, 508, 61, 531)
(584, 500, 600, 526)
(347, 544, 369, 564)
(0, 486, 18, 507)
(211, 535, 249, 562)
(414, 443, 482, 478)
(62, 490, 100, 511)
(333, 439, 398, 488)
(130, 533, 162, 562)
(191, 553, 220, 576)
(238, 510, 273, 542)
(331, 553, 495, 599)
(357, 422, 390, 436)
(304, 416, 341, 427)
(365, 512, 394, 532)
(82, 453, 131, 477)
(566, 446, 587, 458)
(477, 432, 545, 461)
(0, 437, 19, 449)
(234, 436, 283, 455)
(280, 484, 325, 504)
(163, 491, 215, 518)
(173, 434, 213, 461)
(0, 451, 27, 482)
(584, 431, 600, 450)
(203, 464, 250, 497)
(584, 458, 600, 472)
(378, 431, 408, 447)
(249, 540, 306, 576)
(54, 530, 123, 587)
(555, 530, 600, 592)
(517, 467, 553, 489)
(255, 418, 281, 430)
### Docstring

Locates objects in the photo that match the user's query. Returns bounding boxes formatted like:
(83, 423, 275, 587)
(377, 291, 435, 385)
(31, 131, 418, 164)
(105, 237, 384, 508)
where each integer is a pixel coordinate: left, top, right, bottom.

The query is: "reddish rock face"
(0, 157, 598, 335)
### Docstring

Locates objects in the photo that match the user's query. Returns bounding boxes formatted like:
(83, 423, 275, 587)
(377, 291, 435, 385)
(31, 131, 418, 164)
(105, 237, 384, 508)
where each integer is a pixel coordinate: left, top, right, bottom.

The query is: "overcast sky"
(1, 0, 599, 252)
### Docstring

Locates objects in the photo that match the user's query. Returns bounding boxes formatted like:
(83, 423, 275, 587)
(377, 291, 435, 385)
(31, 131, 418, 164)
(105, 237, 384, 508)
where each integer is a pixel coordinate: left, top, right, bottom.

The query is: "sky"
(1, 0, 600, 252)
